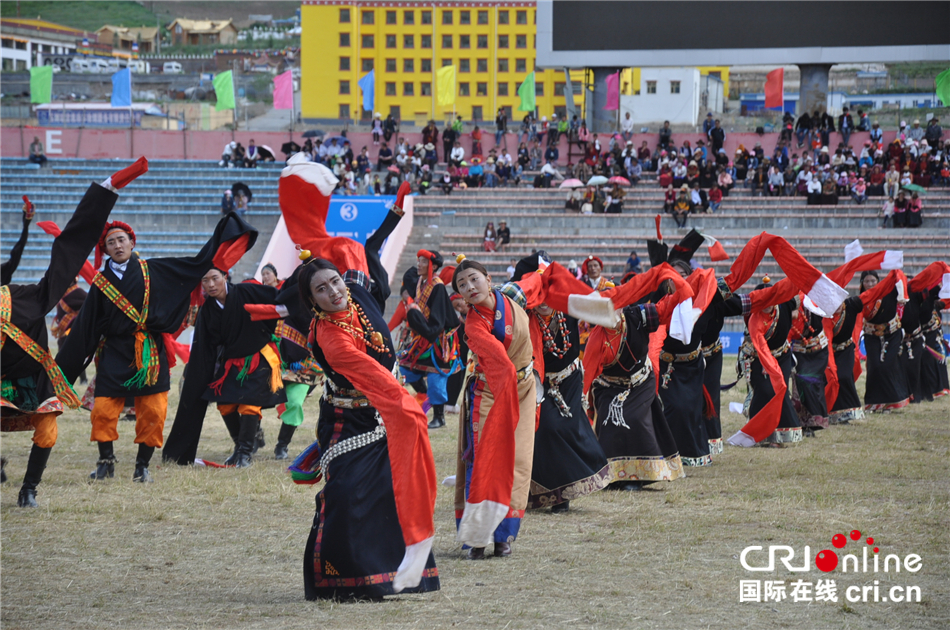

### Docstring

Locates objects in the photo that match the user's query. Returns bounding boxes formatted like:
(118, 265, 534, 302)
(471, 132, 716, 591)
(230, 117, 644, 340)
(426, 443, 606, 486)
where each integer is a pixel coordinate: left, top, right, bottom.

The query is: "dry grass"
(2, 358, 948, 630)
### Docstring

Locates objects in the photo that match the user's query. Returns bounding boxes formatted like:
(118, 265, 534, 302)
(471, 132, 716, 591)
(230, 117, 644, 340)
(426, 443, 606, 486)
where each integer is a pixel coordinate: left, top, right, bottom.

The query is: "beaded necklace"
(317, 297, 390, 356)
(535, 310, 572, 359)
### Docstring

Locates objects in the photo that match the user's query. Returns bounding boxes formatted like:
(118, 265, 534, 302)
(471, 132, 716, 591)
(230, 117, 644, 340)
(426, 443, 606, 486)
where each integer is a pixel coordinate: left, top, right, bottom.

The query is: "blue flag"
(357, 70, 374, 113)
(111, 68, 132, 107)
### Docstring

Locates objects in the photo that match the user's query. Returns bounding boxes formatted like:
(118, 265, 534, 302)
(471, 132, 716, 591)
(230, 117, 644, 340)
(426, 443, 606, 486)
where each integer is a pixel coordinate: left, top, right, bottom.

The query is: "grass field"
(2, 358, 948, 630)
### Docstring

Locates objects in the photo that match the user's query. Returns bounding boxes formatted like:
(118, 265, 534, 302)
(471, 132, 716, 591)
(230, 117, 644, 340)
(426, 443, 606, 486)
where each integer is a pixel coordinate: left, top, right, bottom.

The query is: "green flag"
(936, 67, 950, 108)
(517, 72, 536, 113)
(29, 65, 53, 104)
(212, 70, 235, 111)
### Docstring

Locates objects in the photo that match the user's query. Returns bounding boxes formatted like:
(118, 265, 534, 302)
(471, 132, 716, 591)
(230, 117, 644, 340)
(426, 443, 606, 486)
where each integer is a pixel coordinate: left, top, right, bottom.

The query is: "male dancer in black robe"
(57, 204, 257, 482)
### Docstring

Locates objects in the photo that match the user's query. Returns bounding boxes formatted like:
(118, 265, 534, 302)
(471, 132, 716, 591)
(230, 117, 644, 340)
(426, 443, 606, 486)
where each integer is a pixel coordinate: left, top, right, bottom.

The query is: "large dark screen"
(552, 1, 949, 51)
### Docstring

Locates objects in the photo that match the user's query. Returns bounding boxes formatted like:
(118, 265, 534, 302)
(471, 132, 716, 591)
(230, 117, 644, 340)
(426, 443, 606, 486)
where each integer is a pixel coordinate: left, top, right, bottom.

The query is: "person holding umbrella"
(232, 182, 252, 218)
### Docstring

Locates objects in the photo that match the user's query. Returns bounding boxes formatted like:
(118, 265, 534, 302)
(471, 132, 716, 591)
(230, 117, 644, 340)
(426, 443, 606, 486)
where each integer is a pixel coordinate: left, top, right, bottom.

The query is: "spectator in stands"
(702, 112, 715, 136)
(690, 181, 708, 213)
(495, 108, 508, 149)
(569, 115, 580, 143)
(708, 182, 723, 212)
(540, 160, 564, 187)
(548, 113, 560, 145)
(783, 165, 796, 196)
(471, 126, 483, 158)
(231, 142, 246, 168)
(314, 139, 328, 163)
(906, 192, 922, 227)
(574, 159, 592, 185)
(851, 178, 868, 205)
(605, 183, 625, 214)
(709, 119, 726, 155)
(750, 165, 767, 196)
(442, 122, 458, 165)
(372, 113, 383, 145)
(517, 142, 529, 170)
(818, 111, 835, 147)
(356, 146, 371, 178)
(422, 121, 439, 160)
(925, 118, 942, 145)
(806, 173, 823, 204)
(907, 119, 924, 143)
(28, 136, 47, 166)
(418, 165, 433, 195)
(377, 141, 394, 171)
(892, 190, 908, 227)
(496, 221, 511, 251)
(244, 139, 260, 168)
(621, 112, 635, 143)
(450, 141, 465, 168)
(326, 138, 344, 159)
(529, 141, 543, 171)
(794, 112, 813, 148)
(659, 120, 673, 150)
(518, 113, 532, 144)
(658, 163, 673, 189)
(671, 185, 693, 227)
(234, 190, 248, 217)
(626, 157, 642, 185)
(718, 165, 735, 195)
(625, 251, 642, 275)
(537, 116, 548, 146)
(867, 164, 885, 195)
(767, 165, 784, 197)
(221, 141, 237, 168)
(483, 222, 497, 251)
(423, 143, 438, 170)
(544, 142, 559, 166)
(821, 173, 838, 205)
(383, 114, 397, 142)
(576, 121, 591, 155)
(221, 189, 234, 214)
(556, 115, 569, 146)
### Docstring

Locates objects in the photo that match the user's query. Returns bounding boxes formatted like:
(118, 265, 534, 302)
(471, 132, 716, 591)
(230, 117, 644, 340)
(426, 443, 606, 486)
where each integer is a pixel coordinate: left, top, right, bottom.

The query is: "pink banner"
(603, 72, 620, 111)
(273, 70, 293, 110)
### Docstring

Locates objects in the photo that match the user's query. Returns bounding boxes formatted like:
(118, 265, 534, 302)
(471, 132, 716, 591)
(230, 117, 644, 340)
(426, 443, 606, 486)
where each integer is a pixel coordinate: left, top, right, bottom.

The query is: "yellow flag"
(436, 65, 456, 107)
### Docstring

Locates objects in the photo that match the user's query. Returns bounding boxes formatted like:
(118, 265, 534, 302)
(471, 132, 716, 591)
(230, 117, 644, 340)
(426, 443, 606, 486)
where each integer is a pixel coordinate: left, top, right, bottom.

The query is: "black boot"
(221, 412, 241, 466)
(89, 441, 116, 480)
(133, 444, 155, 483)
(551, 500, 570, 514)
(274, 423, 297, 460)
(233, 415, 258, 468)
(1, 456, 7, 484)
(428, 404, 446, 429)
(251, 423, 266, 455)
(18, 445, 52, 508)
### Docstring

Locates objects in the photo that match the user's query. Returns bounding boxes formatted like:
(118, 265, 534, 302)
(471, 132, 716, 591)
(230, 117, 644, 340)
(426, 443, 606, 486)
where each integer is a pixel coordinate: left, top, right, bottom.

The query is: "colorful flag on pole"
(936, 67, 950, 108)
(111, 68, 132, 107)
(603, 72, 619, 110)
(764, 68, 784, 109)
(517, 71, 536, 112)
(357, 70, 375, 112)
(436, 64, 456, 107)
(212, 70, 235, 111)
(29, 65, 53, 104)
(273, 70, 293, 110)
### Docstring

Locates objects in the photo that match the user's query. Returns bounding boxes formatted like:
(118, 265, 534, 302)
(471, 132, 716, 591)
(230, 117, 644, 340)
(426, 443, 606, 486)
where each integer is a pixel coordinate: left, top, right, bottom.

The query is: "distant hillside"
(0, 1, 300, 32)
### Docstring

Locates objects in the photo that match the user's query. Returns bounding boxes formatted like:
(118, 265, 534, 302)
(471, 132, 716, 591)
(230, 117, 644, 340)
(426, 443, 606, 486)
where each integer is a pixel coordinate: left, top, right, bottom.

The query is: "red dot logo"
(866, 537, 874, 545)
(832, 534, 847, 549)
(873, 547, 880, 553)
(850, 530, 862, 541)
(815, 550, 839, 572)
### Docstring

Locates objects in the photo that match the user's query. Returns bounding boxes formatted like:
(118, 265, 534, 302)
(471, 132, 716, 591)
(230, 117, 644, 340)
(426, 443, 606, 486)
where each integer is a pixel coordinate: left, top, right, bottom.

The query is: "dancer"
(2, 166, 132, 506)
(789, 308, 832, 435)
(1, 197, 34, 286)
(912, 263, 950, 400)
(398, 249, 461, 429)
(577, 255, 615, 355)
(279, 158, 438, 599)
(860, 269, 910, 412)
(509, 255, 609, 513)
(59, 168, 258, 481)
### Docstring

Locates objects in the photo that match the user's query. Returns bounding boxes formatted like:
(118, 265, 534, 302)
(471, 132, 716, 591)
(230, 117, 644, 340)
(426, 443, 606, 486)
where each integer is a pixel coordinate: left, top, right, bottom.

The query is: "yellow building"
(301, 1, 584, 124)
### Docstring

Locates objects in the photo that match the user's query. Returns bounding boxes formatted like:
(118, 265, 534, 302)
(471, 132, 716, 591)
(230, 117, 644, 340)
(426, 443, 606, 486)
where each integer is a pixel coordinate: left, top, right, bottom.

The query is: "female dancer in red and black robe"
(829, 295, 866, 424)
(860, 270, 911, 412)
(908, 262, 950, 400)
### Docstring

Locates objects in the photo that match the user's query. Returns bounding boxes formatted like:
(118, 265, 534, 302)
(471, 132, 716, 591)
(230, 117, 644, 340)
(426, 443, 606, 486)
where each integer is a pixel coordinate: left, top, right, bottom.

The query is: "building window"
(498, 35, 509, 49)
(646, 81, 656, 94)
(404, 58, 414, 72)
(404, 11, 415, 25)
(670, 81, 681, 94)
(421, 34, 431, 49)
(386, 10, 397, 25)
(442, 58, 453, 67)
(477, 35, 488, 49)
(339, 33, 350, 47)
(385, 58, 397, 72)
(536, 81, 544, 96)
(340, 57, 351, 71)
(362, 11, 375, 25)
(476, 58, 487, 72)
(403, 82, 414, 96)
(361, 58, 373, 72)
(362, 34, 374, 48)
(385, 82, 396, 96)
(339, 8, 351, 23)
(403, 34, 414, 48)
(515, 58, 526, 72)
(460, 35, 470, 49)
(339, 104, 350, 118)
(459, 82, 470, 96)
(442, 10, 453, 25)
(498, 58, 509, 72)
(516, 34, 527, 49)
(386, 34, 397, 48)
(498, 82, 509, 96)
(442, 34, 452, 48)
(460, 10, 471, 25)
(516, 10, 528, 24)
(554, 82, 565, 96)
(339, 80, 350, 94)
(390, 106, 400, 119)
(421, 82, 432, 96)
(472, 105, 483, 120)
(459, 58, 470, 72)
(421, 10, 432, 24)
(421, 58, 432, 72)
(499, 10, 509, 24)
(476, 82, 488, 96)
(477, 10, 489, 25)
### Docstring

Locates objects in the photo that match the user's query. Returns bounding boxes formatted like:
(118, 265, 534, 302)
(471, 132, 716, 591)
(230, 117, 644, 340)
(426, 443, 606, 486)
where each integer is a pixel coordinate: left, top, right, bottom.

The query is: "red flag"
(604, 72, 620, 111)
(764, 68, 784, 109)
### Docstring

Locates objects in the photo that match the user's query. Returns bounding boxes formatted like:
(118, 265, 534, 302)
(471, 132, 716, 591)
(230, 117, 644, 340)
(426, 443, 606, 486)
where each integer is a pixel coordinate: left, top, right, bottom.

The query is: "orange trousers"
(30, 412, 59, 449)
(90, 392, 168, 448)
(216, 403, 262, 420)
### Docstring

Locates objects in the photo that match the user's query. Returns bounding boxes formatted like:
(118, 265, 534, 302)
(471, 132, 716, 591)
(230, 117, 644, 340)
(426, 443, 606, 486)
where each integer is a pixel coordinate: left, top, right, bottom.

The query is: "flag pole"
(129, 64, 134, 158)
(231, 66, 237, 140)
